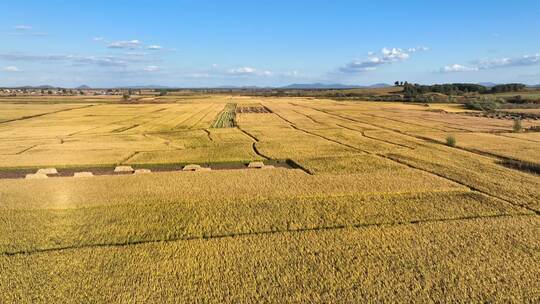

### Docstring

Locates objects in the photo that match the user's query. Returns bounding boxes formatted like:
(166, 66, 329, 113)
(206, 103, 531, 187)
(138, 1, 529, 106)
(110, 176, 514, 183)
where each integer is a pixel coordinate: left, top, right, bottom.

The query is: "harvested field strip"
(386, 148, 540, 213)
(0, 191, 530, 255)
(0, 169, 465, 210)
(0, 104, 94, 125)
(1, 216, 538, 303)
(267, 103, 540, 213)
(336, 124, 415, 149)
(0, 160, 294, 179)
(211, 103, 236, 128)
(295, 104, 526, 165)
(497, 159, 540, 175)
(235, 104, 272, 113)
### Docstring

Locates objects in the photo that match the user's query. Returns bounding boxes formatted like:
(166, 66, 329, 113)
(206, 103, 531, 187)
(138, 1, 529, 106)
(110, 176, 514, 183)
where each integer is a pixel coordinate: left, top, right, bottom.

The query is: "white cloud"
(227, 67, 273, 76)
(13, 25, 32, 31)
(407, 46, 429, 52)
(124, 52, 148, 57)
(143, 65, 160, 72)
(440, 53, 540, 73)
(476, 53, 540, 69)
(191, 73, 211, 78)
(92, 37, 104, 41)
(339, 46, 428, 73)
(146, 45, 163, 50)
(441, 64, 479, 72)
(1, 66, 21, 72)
(228, 67, 257, 75)
(0, 53, 130, 67)
(285, 70, 300, 77)
(107, 40, 142, 49)
(8, 25, 47, 37)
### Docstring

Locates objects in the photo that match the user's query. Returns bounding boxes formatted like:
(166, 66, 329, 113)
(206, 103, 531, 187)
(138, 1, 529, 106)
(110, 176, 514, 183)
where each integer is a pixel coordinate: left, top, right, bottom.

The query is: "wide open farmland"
(1, 95, 539, 302)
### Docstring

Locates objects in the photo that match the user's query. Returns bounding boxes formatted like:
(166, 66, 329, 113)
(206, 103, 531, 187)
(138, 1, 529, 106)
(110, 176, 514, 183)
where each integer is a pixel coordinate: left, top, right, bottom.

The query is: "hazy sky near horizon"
(1, 0, 539, 87)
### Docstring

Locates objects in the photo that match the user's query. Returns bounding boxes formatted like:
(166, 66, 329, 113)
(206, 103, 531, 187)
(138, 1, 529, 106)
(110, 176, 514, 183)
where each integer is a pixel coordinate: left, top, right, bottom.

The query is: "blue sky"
(1, 0, 540, 87)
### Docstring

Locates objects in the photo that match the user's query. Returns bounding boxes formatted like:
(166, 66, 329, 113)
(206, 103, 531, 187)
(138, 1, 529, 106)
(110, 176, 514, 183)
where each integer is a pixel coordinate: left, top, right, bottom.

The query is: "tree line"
(396, 82, 526, 97)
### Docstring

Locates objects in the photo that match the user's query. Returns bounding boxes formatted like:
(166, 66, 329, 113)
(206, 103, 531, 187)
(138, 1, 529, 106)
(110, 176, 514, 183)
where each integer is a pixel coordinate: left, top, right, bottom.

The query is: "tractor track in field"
(173, 104, 214, 130)
(189, 104, 218, 129)
(0, 104, 95, 125)
(14, 145, 38, 155)
(202, 129, 214, 142)
(118, 151, 141, 164)
(335, 123, 415, 150)
(292, 103, 539, 170)
(235, 126, 271, 160)
(269, 109, 370, 154)
(2, 212, 534, 257)
(267, 103, 539, 216)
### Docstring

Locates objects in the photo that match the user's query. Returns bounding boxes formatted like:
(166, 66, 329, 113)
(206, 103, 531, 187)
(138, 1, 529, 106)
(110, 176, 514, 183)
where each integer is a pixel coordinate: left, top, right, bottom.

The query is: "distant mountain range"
(11, 85, 58, 89)
(5, 82, 539, 90)
(477, 82, 498, 87)
(117, 85, 170, 89)
(280, 83, 391, 89)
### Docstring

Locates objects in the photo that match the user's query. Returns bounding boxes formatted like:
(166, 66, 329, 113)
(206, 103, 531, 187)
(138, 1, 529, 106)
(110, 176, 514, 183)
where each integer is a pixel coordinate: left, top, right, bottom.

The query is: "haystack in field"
(196, 167, 212, 172)
(134, 169, 151, 174)
(25, 173, 48, 179)
(74, 172, 93, 178)
(183, 164, 202, 171)
(248, 161, 265, 169)
(114, 165, 134, 173)
(37, 168, 58, 175)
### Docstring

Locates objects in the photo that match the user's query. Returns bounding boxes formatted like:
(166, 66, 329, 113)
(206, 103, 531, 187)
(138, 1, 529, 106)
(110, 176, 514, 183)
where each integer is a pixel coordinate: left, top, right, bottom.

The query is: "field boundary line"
(294, 103, 540, 175)
(2, 213, 534, 257)
(0, 104, 95, 125)
(268, 102, 539, 215)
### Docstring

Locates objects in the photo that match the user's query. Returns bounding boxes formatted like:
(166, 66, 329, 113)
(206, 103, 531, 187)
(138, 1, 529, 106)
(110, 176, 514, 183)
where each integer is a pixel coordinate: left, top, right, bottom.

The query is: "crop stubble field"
(0, 95, 539, 302)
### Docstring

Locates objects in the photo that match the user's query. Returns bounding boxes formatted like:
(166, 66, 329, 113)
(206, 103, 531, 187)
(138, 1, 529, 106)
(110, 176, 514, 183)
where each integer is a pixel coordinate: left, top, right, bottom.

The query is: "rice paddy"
(1, 95, 539, 302)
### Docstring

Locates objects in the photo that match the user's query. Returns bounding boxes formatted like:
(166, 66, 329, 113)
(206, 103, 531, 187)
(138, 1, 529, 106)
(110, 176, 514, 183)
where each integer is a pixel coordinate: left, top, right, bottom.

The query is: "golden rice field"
(0, 95, 539, 302)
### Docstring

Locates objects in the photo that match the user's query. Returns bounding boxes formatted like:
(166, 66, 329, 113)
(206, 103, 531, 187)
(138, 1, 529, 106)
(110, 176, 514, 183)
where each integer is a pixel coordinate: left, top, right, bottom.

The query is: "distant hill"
(117, 85, 171, 89)
(280, 83, 391, 89)
(76, 85, 91, 89)
(477, 82, 498, 87)
(15, 85, 57, 89)
(368, 83, 392, 88)
(215, 85, 272, 89)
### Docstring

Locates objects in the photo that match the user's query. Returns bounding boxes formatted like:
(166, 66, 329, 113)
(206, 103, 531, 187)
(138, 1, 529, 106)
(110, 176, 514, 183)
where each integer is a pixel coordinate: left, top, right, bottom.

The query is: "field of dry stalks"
(0, 95, 538, 302)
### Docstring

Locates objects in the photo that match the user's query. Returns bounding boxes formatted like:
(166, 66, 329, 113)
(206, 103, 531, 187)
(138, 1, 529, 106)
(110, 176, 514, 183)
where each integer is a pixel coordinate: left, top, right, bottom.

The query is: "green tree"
(513, 118, 522, 133)
(446, 135, 456, 147)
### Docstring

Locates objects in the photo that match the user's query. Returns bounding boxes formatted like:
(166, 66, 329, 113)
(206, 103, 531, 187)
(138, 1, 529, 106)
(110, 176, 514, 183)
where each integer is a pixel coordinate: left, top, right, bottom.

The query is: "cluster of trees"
(490, 83, 527, 93)
(402, 83, 485, 97)
(398, 82, 526, 98)
(464, 100, 500, 111)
